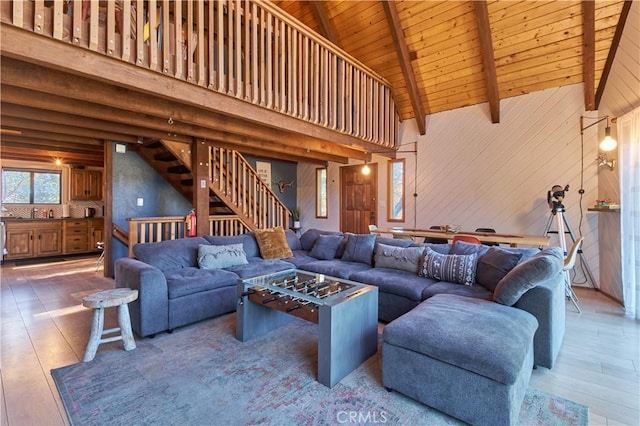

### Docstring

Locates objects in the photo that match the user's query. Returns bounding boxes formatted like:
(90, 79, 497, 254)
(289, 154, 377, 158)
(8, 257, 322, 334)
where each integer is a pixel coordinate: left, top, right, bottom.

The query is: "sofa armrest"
(514, 272, 565, 369)
(115, 258, 169, 337)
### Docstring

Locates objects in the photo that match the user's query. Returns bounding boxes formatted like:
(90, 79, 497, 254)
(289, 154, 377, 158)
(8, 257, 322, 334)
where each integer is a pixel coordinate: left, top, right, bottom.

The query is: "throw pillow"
(341, 233, 376, 265)
(374, 243, 425, 273)
(419, 247, 478, 286)
(309, 234, 344, 260)
(449, 240, 490, 257)
(493, 247, 564, 306)
(476, 247, 523, 291)
(197, 244, 248, 270)
(254, 226, 294, 259)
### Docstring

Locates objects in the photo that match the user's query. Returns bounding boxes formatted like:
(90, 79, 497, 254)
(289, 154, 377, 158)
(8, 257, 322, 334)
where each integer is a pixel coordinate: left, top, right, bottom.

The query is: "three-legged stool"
(82, 288, 139, 362)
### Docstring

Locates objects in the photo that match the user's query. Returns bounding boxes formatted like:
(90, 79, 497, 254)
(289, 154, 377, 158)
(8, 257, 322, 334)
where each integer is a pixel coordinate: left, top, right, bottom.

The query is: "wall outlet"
(137, 198, 144, 207)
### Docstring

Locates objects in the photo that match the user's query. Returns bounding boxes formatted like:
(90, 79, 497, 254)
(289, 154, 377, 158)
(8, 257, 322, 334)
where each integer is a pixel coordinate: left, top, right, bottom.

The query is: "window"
(1, 168, 62, 204)
(316, 168, 327, 218)
(387, 159, 404, 222)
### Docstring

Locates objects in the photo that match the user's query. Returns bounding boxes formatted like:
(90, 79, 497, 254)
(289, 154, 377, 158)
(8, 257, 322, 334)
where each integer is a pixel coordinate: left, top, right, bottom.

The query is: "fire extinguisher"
(185, 209, 197, 237)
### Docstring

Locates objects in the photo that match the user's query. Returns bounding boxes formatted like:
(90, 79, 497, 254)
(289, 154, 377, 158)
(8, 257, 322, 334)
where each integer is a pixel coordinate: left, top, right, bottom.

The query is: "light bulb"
(599, 127, 617, 151)
(362, 163, 371, 175)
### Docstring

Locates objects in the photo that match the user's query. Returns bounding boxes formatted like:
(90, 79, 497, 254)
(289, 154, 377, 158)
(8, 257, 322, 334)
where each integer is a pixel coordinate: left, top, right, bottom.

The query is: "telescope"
(547, 184, 569, 211)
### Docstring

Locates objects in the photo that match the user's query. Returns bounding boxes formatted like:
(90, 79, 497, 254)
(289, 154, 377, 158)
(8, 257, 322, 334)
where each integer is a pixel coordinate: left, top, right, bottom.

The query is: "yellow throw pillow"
(254, 227, 293, 260)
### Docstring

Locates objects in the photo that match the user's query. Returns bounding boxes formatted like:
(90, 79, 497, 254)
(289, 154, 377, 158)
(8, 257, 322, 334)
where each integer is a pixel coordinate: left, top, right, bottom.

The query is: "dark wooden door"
(340, 164, 377, 234)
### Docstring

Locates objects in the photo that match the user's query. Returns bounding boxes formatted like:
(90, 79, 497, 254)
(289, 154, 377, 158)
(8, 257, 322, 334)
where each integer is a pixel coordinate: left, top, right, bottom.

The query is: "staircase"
(136, 139, 290, 231)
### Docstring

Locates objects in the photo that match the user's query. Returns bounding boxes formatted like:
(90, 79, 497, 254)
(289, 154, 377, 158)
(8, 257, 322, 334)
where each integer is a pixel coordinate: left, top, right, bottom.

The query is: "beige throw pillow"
(254, 227, 293, 259)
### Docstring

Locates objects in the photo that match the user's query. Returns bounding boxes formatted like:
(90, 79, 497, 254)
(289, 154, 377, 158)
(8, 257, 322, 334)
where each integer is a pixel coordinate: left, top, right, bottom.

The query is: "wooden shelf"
(588, 208, 620, 212)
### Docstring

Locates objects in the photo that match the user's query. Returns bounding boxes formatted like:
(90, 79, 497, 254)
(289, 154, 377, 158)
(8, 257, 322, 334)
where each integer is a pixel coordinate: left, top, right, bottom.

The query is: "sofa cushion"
(299, 228, 343, 251)
(285, 250, 318, 267)
(309, 234, 343, 260)
(422, 281, 492, 300)
(133, 237, 209, 272)
(299, 259, 372, 279)
(197, 244, 248, 270)
(419, 247, 477, 286)
(449, 240, 490, 257)
(165, 267, 239, 299)
(254, 227, 294, 259)
(284, 229, 302, 251)
(204, 233, 260, 258)
(225, 258, 295, 279)
(375, 236, 414, 249)
(341, 233, 376, 265)
(476, 247, 523, 291)
(350, 268, 436, 302)
(383, 294, 538, 385)
(493, 247, 564, 306)
(374, 244, 425, 274)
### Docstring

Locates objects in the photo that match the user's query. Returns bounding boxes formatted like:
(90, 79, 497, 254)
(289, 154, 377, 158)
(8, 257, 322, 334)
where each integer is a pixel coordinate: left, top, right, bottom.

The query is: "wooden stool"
(82, 288, 139, 362)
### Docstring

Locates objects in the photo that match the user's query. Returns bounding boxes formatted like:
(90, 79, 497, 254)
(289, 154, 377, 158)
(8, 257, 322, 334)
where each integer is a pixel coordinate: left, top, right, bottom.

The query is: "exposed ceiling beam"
(595, 0, 633, 110)
(582, 0, 596, 111)
(0, 135, 103, 154)
(473, 0, 500, 124)
(381, 0, 426, 135)
(308, 1, 339, 46)
(1, 116, 138, 143)
(0, 143, 103, 167)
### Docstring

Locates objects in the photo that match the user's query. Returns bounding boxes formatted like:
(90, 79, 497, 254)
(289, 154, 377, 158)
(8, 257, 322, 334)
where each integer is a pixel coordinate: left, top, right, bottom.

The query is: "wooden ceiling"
(0, 0, 632, 167)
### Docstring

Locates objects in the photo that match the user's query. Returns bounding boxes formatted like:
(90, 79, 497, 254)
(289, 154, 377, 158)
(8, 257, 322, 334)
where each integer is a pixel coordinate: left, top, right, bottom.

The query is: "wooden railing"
(210, 146, 289, 230)
(127, 214, 249, 257)
(4, 0, 398, 148)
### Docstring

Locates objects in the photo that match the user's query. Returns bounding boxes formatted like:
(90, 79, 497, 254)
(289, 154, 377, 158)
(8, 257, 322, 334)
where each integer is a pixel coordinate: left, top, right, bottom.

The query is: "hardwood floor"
(1, 256, 638, 425)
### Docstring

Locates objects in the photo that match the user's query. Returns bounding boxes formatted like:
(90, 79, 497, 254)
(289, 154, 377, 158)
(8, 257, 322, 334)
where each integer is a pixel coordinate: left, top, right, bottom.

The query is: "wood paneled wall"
(298, 83, 603, 288)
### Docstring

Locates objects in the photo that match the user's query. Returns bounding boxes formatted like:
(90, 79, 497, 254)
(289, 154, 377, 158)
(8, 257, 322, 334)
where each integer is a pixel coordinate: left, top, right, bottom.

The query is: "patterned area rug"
(52, 314, 588, 425)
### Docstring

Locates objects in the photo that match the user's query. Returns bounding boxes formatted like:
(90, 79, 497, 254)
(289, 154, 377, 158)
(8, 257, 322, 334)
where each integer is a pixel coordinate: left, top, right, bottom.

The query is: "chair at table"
(563, 237, 584, 313)
(475, 228, 499, 246)
(452, 235, 481, 245)
(424, 225, 448, 244)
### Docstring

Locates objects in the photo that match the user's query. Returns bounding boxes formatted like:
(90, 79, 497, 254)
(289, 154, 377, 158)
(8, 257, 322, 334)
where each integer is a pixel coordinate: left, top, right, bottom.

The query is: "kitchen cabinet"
(63, 219, 90, 253)
(89, 218, 104, 250)
(5, 220, 63, 260)
(70, 169, 103, 201)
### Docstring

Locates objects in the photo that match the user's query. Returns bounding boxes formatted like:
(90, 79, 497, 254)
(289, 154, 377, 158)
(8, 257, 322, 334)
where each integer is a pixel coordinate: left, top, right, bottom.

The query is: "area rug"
(52, 314, 588, 426)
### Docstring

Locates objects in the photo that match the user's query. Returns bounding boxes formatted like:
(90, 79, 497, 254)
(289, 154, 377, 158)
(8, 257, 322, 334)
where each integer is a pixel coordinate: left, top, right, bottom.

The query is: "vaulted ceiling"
(0, 0, 633, 167)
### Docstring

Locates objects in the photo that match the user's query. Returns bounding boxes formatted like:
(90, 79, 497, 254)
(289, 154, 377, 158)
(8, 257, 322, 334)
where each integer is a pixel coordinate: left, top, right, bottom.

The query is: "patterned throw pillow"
(254, 226, 294, 259)
(419, 247, 478, 286)
(197, 244, 248, 270)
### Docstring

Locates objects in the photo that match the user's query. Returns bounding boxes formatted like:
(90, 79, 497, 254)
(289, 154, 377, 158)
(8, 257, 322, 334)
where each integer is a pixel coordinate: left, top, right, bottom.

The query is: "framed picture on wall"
(256, 161, 271, 185)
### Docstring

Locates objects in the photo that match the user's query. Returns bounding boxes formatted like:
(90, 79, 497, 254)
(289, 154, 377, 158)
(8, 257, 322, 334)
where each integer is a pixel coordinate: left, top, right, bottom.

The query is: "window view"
(316, 168, 327, 218)
(388, 159, 404, 222)
(2, 168, 62, 204)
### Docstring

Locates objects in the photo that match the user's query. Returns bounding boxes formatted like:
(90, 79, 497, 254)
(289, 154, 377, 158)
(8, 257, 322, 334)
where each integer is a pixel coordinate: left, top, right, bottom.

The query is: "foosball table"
(236, 269, 378, 388)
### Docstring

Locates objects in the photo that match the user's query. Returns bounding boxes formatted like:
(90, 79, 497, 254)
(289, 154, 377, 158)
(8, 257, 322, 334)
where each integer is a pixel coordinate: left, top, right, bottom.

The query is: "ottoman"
(382, 294, 538, 426)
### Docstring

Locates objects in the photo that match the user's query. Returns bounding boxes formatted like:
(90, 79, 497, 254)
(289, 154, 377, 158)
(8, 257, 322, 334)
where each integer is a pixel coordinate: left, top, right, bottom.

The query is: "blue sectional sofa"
(114, 227, 565, 369)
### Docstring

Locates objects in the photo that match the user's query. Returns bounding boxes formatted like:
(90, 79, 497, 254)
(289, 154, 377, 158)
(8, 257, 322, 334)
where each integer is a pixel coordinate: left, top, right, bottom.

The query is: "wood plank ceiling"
(0, 0, 631, 168)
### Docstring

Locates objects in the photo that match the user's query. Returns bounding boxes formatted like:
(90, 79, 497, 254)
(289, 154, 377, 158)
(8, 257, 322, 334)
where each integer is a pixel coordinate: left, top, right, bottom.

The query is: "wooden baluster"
(373, 80, 379, 143)
(235, 0, 242, 98)
(266, 11, 273, 108)
(122, 0, 131, 62)
(173, 0, 183, 79)
(33, 0, 44, 34)
(259, 8, 266, 105)
(89, 0, 99, 51)
(53, 0, 63, 40)
(286, 26, 292, 114)
(12, 0, 23, 28)
(313, 42, 320, 123)
(339, 59, 346, 132)
(291, 28, 298, 117)
(273, 14, 279, 110)
(161, 0, 170, 73)
(244, 0, 251, 99)
(251, 2, 258, 103)
(107, 0, 115, 55)
(279, 20, 286, 113)
(196, 0, 205, 85)
(331, 54, 338, 129)
(149, 0, 158, 70)
(303, 36, 309, 120)
(227, 0, 234, 93)
(353, 70, 360, 137)
(186, 0, 194, 81)
(72, 0, 82, 44)
(136, 0, 144, 65)
(215, 0, 223, 90)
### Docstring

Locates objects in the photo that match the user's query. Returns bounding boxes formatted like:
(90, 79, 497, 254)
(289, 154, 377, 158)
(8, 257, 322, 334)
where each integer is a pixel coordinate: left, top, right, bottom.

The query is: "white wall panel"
(298, 83, 601, 287)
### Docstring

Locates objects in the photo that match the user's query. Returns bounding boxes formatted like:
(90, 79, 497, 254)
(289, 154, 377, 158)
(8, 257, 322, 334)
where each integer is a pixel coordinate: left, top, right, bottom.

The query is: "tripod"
(543, 207, 597, 313)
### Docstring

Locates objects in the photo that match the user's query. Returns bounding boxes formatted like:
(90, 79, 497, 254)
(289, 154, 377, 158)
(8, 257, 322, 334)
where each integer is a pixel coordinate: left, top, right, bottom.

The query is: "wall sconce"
(580, 115, 617, 151)
(361, 161, 371, 175)
(597, 153, 615, 170)
(360, 145, 418, 175)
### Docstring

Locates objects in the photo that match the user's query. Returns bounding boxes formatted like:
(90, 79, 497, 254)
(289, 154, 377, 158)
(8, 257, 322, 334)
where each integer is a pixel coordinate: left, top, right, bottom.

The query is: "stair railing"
(210, 146, 290, 230)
